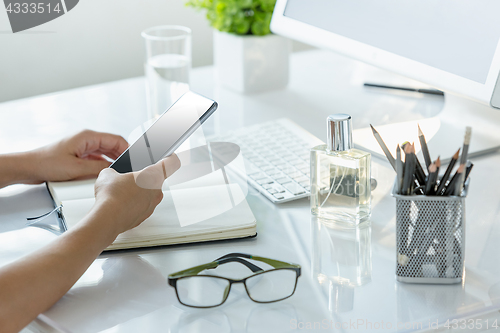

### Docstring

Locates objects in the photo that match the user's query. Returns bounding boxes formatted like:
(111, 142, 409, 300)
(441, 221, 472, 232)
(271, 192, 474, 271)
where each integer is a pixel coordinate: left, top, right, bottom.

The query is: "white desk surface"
(1, 50, 500, 333)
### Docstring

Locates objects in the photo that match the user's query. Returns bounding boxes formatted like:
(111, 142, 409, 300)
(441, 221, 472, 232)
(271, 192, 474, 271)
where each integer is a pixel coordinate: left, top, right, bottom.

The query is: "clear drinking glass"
(142, 25, 191, 120)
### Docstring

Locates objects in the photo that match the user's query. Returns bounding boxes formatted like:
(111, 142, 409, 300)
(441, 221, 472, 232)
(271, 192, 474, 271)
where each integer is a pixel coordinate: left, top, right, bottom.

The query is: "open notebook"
(47, 179, 257, 251)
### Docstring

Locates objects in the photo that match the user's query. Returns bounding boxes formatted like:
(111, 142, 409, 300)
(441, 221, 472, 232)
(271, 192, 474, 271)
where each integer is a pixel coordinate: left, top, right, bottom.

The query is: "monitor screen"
(284, 0, 500, 84)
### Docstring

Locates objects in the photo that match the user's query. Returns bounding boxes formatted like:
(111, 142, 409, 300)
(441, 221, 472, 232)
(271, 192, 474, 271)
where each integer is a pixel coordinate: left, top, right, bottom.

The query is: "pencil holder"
(392, 180, 468, 284)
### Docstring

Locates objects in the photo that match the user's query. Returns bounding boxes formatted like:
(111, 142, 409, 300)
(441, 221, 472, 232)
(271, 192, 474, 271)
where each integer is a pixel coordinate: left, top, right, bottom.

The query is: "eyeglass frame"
(168, 253, 302, 308)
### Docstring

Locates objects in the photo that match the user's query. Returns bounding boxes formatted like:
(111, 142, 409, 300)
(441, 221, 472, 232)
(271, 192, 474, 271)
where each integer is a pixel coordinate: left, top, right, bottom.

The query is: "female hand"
(92, 154, 181, 235)
(27, 130, 129, 183)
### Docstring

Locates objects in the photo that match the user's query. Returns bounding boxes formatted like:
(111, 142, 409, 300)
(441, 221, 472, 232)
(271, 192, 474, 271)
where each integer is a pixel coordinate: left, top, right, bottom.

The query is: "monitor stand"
(353, 93, 500, 164)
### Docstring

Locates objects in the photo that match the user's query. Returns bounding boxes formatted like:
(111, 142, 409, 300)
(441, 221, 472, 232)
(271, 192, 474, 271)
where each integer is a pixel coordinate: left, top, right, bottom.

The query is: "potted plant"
(187, 0, 290, 93)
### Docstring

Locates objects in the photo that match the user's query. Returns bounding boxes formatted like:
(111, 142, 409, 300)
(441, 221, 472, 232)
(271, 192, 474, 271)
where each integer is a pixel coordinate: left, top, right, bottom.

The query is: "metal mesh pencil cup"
(392, 180, 468, 284)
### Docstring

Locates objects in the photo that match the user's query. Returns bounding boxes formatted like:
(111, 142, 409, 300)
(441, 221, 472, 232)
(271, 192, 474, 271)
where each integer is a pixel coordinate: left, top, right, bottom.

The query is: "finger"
(134, 163, 166, 190)
(161, 154, 181, 178)
(82, 153, 108, 161)
(78, 159, 112, 178)
(133, 154, 180, 190)
(75, 130, 129, 159)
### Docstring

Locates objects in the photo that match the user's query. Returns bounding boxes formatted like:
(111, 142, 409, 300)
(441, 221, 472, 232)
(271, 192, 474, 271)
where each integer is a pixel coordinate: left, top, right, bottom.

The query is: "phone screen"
(110, 91, 217, 173)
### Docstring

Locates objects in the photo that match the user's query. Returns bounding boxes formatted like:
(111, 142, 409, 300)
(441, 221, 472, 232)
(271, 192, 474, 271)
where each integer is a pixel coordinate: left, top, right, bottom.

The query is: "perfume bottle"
(310, 114, 371, 225)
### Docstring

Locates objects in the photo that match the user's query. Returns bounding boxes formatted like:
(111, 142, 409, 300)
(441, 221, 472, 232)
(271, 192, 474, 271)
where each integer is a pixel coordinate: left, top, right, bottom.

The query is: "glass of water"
(142, 25, 191, 120)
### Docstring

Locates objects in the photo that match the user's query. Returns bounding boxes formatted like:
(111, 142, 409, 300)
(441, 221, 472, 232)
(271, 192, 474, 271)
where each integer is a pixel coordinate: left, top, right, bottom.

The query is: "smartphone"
(110, 91, 218, 173)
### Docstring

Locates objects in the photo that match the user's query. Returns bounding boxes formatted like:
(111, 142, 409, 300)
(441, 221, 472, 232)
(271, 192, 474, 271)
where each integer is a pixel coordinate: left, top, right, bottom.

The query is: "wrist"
(0, 152, 39, 187)
(84, 198, 124, 241)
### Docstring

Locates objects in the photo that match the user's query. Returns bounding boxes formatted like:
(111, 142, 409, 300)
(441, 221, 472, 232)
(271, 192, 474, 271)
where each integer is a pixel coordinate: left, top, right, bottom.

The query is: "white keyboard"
(208, 118, 323, 203)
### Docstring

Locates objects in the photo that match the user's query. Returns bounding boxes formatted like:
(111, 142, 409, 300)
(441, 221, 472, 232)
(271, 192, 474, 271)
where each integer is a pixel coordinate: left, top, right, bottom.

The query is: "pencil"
(460, 127, 472, 165)
(370, 124, 396, 171)
(443, 163, 465, 196)
(396, 144, 404, 194)
(435, 149, 460, 195)
(425, 162, 438, 195)
(402, 143, 416, 195)
(402, 142, 426, 189)
(418, 125, 432, 170)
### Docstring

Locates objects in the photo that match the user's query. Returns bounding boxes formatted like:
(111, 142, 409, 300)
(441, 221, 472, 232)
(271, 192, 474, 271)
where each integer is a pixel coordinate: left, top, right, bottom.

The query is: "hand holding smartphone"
(110, 91, 217, 173)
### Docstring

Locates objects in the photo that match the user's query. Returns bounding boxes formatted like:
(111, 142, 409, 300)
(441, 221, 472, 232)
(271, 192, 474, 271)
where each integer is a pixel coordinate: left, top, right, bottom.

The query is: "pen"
(363, 83, 444, 96)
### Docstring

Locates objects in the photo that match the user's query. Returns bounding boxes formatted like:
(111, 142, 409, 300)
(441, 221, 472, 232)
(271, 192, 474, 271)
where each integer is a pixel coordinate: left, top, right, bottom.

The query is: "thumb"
(134, 154, 181, 190)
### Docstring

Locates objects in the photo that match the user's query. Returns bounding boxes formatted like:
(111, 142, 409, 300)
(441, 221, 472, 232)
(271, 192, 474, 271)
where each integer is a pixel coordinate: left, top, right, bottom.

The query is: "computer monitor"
(271, 0, 500, 162)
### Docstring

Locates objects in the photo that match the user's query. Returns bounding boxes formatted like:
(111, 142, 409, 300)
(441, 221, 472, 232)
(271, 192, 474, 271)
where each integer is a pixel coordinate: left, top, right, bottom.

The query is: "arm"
(0, 130, 180, 332)
(0, 156, 180, 333)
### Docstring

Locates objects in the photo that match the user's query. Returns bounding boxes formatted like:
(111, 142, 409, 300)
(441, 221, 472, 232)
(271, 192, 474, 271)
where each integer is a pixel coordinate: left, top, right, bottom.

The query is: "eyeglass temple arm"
(167, 257, 263, 281)
(168, 261, 219, 280)
(216, 257, 263, 273)
(216, 253, 301, 275)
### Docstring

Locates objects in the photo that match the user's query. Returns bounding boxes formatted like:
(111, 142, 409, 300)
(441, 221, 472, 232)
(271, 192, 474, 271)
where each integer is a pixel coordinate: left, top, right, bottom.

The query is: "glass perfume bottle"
(310, 114, 371, 225)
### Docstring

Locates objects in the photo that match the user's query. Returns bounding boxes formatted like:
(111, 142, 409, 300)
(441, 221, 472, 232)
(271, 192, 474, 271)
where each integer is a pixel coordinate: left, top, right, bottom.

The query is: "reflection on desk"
(311, 217, 371, 314)
(43, 256, 169, 333)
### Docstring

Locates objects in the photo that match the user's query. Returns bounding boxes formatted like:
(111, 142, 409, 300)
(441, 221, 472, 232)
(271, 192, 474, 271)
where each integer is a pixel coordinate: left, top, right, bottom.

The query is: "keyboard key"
(295, 176, 309, 183)
(273, 194, 285, 200)
(254, 161, 268, 168)
(283, 155, 297, 161)
(262, 184, 274, 190)
(287, 170, 303, 178)
(268, 188, 278, 194)
(273, 185, 286, 193)
(257, 178, 274, 185)
(261, 165, 274, 172)
(299, 180, 310, 187)
(250, 173, 267, 180)
(265, 171, 280, 178)
(283, 182, 306, 195)
(276, 177, 292, 185)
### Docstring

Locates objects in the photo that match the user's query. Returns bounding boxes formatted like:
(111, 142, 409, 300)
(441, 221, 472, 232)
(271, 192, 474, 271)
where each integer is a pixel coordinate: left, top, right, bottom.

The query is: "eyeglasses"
(168, 253, 301, 308)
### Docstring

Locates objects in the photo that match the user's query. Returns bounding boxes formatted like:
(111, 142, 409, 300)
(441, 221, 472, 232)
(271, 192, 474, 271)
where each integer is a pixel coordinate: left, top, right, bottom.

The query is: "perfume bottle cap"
(327, 114, 353, 152)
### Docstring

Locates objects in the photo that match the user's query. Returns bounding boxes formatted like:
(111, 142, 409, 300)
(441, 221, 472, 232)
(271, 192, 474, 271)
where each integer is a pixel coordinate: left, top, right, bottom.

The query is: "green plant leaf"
(185, 0, 274, 35)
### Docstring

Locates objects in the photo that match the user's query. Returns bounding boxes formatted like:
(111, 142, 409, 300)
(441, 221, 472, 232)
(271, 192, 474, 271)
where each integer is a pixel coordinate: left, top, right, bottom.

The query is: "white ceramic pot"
(213, 30, 290, 93)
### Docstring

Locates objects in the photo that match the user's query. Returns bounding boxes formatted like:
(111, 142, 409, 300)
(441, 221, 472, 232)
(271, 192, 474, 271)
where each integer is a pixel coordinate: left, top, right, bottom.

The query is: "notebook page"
(61, 184, 255, 246)
(47, 179, 96, 204)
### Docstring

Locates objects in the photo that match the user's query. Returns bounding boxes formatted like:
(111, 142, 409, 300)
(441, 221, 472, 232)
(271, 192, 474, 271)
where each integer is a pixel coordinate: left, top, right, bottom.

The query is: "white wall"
(0, 0, 310, 102)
